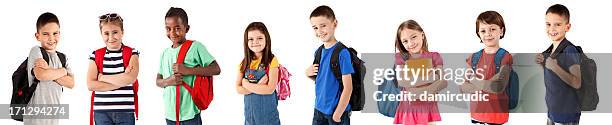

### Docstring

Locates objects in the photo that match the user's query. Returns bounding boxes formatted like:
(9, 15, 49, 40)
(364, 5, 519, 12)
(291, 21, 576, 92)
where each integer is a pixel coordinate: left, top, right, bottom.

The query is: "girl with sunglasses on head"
(86, 13, 141, 125)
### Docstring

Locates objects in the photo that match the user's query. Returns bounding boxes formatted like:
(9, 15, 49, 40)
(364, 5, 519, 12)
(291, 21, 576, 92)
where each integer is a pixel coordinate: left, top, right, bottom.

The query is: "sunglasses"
(99, 13, 122, 22)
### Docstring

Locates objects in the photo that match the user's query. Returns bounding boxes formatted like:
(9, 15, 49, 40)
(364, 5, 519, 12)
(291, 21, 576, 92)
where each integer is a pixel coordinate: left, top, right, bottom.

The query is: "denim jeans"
(312, 109, 350, 125)
(244, 92, 280, 125)
(94, 112, 135, 125)
(166, 113, 202, 125)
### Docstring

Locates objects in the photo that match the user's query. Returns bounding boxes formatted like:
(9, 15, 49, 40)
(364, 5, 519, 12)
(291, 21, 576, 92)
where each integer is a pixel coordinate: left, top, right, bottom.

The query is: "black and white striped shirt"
(89, 47, 139, 112)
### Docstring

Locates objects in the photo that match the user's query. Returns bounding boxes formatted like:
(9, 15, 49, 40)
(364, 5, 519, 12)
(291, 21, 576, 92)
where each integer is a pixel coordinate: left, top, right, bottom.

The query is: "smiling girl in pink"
(393, 20, 448, 125)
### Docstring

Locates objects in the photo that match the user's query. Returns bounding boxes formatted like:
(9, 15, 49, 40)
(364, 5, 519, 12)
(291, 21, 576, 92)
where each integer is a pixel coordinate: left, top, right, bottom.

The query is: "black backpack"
(10, 47, 66, 121)
(545, 42, 598, 111)
(313, 42, 366, 111)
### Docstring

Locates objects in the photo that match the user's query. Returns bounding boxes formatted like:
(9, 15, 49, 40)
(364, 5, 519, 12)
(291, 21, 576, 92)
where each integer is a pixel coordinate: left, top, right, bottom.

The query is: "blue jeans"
(94, 112, 135, 125)
(244, 92, 281, 125)
(165, 113, 202, 125)
(312, 109, 350, 125)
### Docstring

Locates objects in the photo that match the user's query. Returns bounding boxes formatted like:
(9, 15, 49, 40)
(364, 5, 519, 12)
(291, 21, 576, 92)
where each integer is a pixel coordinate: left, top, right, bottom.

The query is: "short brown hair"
(475, 11, 506, 40)
(36, 12, 60, 32)
(309, 5, 336, 20)
(546, 4, 570, 23)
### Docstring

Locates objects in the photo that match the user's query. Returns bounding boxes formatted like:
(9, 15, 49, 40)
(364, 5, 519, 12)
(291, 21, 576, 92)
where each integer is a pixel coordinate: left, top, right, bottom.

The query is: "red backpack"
(90, 45, 139, 125)
(175, 40, 214, 125)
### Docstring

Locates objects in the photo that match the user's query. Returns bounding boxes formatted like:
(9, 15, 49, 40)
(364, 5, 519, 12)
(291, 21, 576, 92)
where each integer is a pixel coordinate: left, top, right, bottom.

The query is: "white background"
(1, 0, 611, 124)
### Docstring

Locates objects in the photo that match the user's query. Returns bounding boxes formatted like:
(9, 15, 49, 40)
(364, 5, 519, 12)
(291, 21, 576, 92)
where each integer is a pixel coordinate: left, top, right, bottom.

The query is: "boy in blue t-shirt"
(535, 4, 582, 125)
(305, 5, 354, 125)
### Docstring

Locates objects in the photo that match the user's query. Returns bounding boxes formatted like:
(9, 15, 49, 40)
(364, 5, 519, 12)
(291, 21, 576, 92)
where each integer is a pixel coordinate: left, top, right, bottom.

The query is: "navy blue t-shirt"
(314, 42, 355, 115)
(543, 39, 581, 123)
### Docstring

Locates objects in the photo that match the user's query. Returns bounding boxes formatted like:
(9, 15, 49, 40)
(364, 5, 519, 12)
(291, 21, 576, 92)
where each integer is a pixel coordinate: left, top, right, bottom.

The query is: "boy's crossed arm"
(33, 58, 74, 88)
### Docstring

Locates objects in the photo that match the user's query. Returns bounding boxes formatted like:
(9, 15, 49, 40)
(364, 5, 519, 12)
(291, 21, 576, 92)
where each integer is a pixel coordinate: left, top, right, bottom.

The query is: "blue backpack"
(471, 48, 519, 110)
(376, 70, 400, 117)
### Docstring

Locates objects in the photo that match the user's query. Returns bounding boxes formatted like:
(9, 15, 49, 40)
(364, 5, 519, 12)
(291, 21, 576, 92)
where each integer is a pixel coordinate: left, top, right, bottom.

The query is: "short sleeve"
(501, 53, 513, 69)
(394, 53, 405, 65)
(339, 49, 355, 75)
(131, 47, 140, 55)
(564, 47, 581, 66)
(431, 52, 444, 67)
(89, 51, 95, 60)
(63, 54, 72, 75)
(466, 53, 474, 67)
(158, 49, 166, 77)
(27, 46, 43, 86)
(269, 57, 279, 68)
(192, 41, 215, 66)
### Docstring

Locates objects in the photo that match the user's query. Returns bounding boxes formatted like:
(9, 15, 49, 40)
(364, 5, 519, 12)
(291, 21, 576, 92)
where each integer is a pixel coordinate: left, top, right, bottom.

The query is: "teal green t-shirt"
(158, 40, 215, 121)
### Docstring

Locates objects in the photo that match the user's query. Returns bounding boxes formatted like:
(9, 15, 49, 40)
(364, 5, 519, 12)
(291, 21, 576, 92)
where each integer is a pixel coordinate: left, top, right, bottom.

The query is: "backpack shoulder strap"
(177, 40, 194, 65)
(90, 48, 105, 125)
(471, 49, 484, 70)
(575, 46, 584, 53)
(39, 47, 50, 65)
(551, 41, 569, 58)
(330, 42, 347, 80)
(94, 48, 106, 72)
(121, 45, 133, 66)
(56, 52, 67, 68)
(493, 48, 508, 72)
(313, 45, 325, 65)
(175, 40, 193, 125)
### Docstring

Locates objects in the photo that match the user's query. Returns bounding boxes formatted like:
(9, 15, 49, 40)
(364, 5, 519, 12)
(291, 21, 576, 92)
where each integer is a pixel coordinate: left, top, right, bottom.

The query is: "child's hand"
(545, 57, 558, 70)
(172, 63, 188, 74)
(332, 112, 342, 122)
(167, 73, 183, 86)
(257, 75, 269, 84)
(495, 65, 509, 81)
(491, 73, 500, 81)
(34, 58, 49, 69)
(535, 53, 544, 64)
(305, 64, 319, 76)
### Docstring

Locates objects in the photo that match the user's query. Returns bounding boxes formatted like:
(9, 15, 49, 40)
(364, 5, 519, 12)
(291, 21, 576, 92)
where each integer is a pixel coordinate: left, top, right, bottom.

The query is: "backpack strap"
(90, 48, 105, 125)
(470, 49, 484, 71)
(175, 40, 193, 125)
(56, 52, 67, 68)
(310, 45, 325, 79)
(313, 45, 325, 65)
(330, 42, 347, 81)
(39, 47, 50, 66)
(493, 48, 507, 72)
(94, 48, 106, 72)
(471, 48, 507, 73)
(549, 40, 570, 59)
